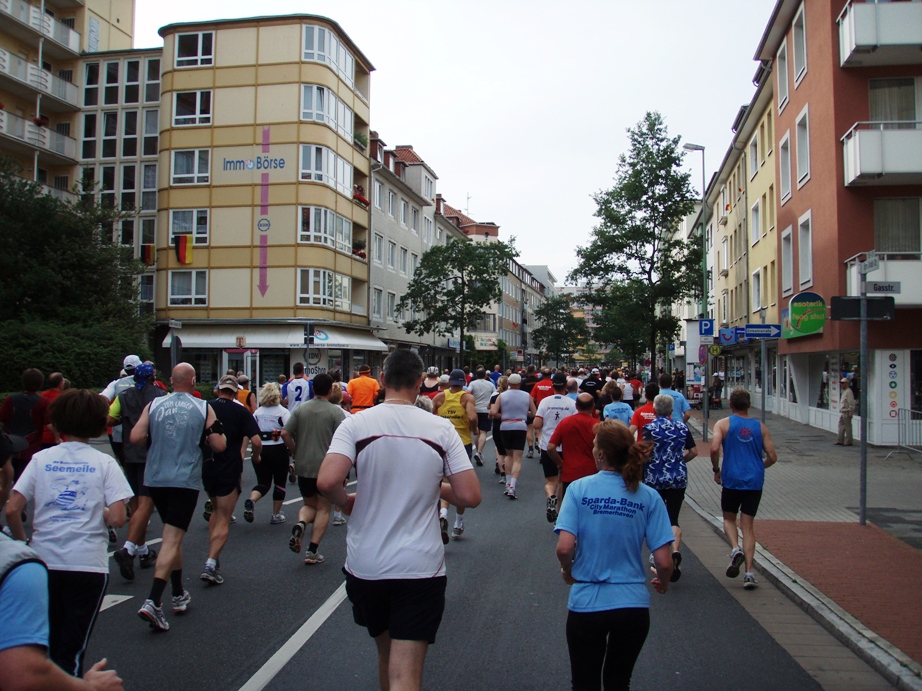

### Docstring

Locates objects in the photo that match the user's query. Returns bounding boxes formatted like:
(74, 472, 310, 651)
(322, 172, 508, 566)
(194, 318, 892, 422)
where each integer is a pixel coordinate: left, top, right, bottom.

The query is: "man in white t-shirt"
(467, 368, 495, 466)
(283, 362, 312, 413)
(533, 372, 577, 524)
(318, 350, 481, 691)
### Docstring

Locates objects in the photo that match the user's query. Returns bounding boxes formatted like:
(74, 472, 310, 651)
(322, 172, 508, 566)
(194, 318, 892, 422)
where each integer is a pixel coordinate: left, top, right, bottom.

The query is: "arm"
(128, 404, 150, 446)
(556, 530, 577, 585)
(0, 648, 123, 691)
(761, 424, 778, 469)
(5, 491, 27, 541)
(709, 419, 727, 482)
(249, 435, 261, 464)
(464, 395, 478, 437)
(281, 430, 296, 456)
(547, 444, 562, 470)
(442, 468, 481, 509)
(105, 396, 121, 429)
(491, 395, 502, 419)
(533, 415, 544, 432)
(683, 410, 690, 423)
(683, 429, 698, 462)
(431, 393, 444, 416)
(203, 407, 226, 453)
(105, 500, 127, 530)
(246, 392, 257, 414)
(650, 542, 674, 593)
(0, 460, 11, 509)
(317, 453, 355, 514)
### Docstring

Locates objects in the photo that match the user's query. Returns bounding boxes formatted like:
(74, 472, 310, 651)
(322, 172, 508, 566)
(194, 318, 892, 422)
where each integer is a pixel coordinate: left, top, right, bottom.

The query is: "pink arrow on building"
(258, 234, 269, 296)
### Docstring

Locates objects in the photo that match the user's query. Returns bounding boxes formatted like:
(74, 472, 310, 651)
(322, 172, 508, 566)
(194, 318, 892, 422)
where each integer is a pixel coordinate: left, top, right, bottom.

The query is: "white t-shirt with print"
(14, 442, 133, 573)
(535, 395, 578, 451)
(327, 403, 473, 580)
(254, 404, 290, 445)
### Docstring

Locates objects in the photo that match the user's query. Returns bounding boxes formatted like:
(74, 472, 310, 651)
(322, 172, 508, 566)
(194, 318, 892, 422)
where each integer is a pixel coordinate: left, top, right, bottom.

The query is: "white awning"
(312, 326, 388, 351)
(161, 325, 306, 349)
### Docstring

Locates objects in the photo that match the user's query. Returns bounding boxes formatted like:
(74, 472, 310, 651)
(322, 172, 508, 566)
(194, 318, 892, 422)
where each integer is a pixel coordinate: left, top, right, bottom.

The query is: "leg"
(386, 639, 429, 691)
(307, 494, 331, 547)
(836, 415, 845, 444)
(566, 609, 606, 691)
(270, 446, 289, 516)
(722, 511, 739, 550)
(126, 495, 155, 547)
(740, 513, 757, 573)
(153, 524, 185, 585)
(207, 490, 238, 561)
(508, 449, 523, 480)
(374, 632, 392, 691)
(844, 414, 853, 445)
(601, 608, 650, 691)
(47, 571, 108, 677)
(476, 429, 487, 455)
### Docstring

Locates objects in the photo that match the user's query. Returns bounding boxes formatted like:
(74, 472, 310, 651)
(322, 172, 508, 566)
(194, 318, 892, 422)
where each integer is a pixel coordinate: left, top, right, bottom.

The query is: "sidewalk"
(684, 405, 922, 689)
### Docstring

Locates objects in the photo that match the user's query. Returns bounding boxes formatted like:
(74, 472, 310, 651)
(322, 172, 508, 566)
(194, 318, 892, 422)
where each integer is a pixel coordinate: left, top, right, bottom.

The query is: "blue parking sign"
(699, 319, 715, 337)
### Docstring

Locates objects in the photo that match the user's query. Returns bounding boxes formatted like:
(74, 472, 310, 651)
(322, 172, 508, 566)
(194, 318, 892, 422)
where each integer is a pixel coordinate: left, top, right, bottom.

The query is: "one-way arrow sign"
(745, 323, 781, 339)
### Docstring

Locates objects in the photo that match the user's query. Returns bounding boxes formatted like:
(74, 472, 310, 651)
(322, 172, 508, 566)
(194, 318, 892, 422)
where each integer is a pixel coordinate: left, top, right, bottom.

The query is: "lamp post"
(684, 142, 708, 441)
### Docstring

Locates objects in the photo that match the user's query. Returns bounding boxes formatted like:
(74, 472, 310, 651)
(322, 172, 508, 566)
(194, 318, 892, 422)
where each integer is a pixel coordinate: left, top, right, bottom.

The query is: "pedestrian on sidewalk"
(710, 387, 778, 590)
(835, 376, 855, 446)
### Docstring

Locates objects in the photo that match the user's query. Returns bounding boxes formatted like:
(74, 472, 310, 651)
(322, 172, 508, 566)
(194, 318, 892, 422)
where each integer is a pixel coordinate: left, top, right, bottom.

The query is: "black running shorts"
(655, 487, 686, 527)
(721, 488, 763, 517)
(147, 486, 199, 532)
(492, 424, 506, 456)
(344, 570, 447, 644)
(476, 413, 491, 433)
(298, 476, 319, 499)
(202, 457, 242, 498)
(539, 449, 559, 479)
(501, 430, 527, 452)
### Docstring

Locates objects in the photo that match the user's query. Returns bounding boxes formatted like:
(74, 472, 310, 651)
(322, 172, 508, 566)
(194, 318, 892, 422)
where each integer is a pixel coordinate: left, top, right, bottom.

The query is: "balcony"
(842, 122, 922, 186)
(0, 109, 77, 164)
(845, 252, 922, 307)
(36, 180, 76, 203)
(0, 49, 79, 111)
(0, 0, 81, 58)
(838, 0, 922, 67)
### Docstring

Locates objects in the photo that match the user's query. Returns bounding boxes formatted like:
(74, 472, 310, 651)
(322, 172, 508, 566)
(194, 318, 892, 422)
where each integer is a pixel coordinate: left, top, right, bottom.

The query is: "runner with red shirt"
(630, 383, 660, 441)
(546, 393, 599, 506)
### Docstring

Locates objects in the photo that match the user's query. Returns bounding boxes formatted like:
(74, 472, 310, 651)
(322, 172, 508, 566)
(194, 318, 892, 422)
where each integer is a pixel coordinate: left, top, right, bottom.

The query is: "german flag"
(173, 235, 193, 264)
(140, 244, 156, 265)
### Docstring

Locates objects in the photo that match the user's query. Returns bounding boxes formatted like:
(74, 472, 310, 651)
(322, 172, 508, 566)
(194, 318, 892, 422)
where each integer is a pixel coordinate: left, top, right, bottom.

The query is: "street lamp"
(683, 142, 709, 441)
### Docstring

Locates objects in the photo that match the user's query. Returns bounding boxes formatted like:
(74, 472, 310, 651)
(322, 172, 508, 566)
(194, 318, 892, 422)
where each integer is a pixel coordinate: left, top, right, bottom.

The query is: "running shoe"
(504, 484, 511, 496)
(288, 463, 297, 484)
(526, 446, 534, 459)
(171, 589, 192, 614)
(671, 551, 683, 583)
(451, 525, 464, 540)
(138, 547, 157, 569)
(331, 515, 347, 526)
(200, 564, 224, 585)
(304, 551, 325, 565)
(473, 451, 483, 466)
(726, 547, 744, 579)
(507, 487, 517, 500)
(439, 516, 449, 545)
(243, 499, 255, 523)
(113, 548, 135, 581)
(289, 522, 304, 553)
(270, 513, 286, 524)
(107, 524, 117, 543)
(499, 474, 506, 485)
(231, 515, 237, 524)
(202, 499, 214, 522)
(743, 573, 759, 590)
(138, 599, 169, 632)
(546, 496, 558, 523)
(0, 525, 11, 537)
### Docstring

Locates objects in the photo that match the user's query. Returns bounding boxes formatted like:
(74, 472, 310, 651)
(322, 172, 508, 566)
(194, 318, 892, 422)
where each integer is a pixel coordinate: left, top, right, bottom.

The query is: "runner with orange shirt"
(347, 364, 379, 412)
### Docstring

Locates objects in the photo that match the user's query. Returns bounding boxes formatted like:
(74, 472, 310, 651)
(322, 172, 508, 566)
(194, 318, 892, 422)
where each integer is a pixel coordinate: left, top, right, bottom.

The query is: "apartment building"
(0, 0, 133, 199)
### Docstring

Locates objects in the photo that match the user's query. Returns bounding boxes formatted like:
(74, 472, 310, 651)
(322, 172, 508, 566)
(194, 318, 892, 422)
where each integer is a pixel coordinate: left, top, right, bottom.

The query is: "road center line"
(238, 581, 347, 691)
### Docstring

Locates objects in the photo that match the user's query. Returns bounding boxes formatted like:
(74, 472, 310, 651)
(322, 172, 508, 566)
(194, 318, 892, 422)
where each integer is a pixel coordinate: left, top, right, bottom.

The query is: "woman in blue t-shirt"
(555, 419, 675, 691)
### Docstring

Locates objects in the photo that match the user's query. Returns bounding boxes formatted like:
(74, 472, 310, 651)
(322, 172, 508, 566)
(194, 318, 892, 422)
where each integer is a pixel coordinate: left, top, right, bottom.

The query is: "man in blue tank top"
(709, 387, 777, 590)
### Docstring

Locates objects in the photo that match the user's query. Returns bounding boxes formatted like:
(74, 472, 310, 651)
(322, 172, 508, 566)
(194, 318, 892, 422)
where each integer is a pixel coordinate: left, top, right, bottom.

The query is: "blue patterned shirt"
(642, 416, 695, 490)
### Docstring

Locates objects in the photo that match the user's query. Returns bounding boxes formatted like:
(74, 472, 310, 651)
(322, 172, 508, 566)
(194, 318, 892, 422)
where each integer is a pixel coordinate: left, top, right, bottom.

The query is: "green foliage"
(569, 112, 701, 357)
(398, 238, 518, 363)
(0, 159, 151, 390)
(531, 295, 589, 365)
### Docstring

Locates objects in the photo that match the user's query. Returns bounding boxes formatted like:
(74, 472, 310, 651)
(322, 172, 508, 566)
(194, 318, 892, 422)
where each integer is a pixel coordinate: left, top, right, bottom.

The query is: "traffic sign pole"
(859, 258, 869, 526)
(761, 308, 767, 425)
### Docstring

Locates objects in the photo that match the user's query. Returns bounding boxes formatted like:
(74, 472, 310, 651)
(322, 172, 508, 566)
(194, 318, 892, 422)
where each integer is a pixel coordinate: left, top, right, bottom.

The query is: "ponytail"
(594, 419, 651, 492)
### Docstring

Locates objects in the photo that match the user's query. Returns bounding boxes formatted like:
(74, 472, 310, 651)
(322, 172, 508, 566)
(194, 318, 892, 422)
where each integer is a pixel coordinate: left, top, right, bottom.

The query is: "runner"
(419, 366, 441, 400)
(348, 364, 379, 413)
(547, 393, 599, 507)
(282, 362, 312, 413)
(494, 373, 536, 500)
(603, 386, 633, 425)
(521, 366, 540, 458)
(108, 364, 165, 581)
(710, 387, 778, 590)
(317, 349, 480, 691)
(467, 368, 495, 467)
(200, 376, 261, 585)
(36, 372, 66, 450)
(658, 373, 691, 423)
(0, 368, 45, 482)
(246, 383, 290, 525)
(533, 372, 577, 523)
(100, 356, 142, 467)
(129, 363, 226, 631)
(489, 377, 509, 484)
(282, 373, 345, 565)
(234, 375, 257, 414)
(432, 369, 478, 539)
(629, 383, 660, 441)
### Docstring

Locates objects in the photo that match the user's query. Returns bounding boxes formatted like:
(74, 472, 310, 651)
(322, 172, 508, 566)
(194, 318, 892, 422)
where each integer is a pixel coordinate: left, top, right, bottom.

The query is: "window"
(299, 145, 352, 195)
(779, 132, 792, 202)
(334, 273, 350, 311)
(145, 58, 160, 102)
(752, 269, 762, 312)
(121, 164, 135, 210)
(777, 41, 789, 111)
(84, 63, 99, 106)
(388, 191, 396, 217)
(169, 270, 207, 306)
(424, 217, 432, 244)
(411, 252, 418, 275)
(141, 164, 156, 210)
(171, 209, 209, 245)
(424, 176, 433, 199)
(792, 6, 807, 86)
(400, 199, 408, 227)
(387, 241, 396, 269)
(399, 247, 408, 275)
(795, 107, 810, 186)
(141, 217, 155, 245)
(100, 165, 115, 208)
(875, 198, 921, 253)
(171, 149, 210, 185)
(101, 112, 117, 158)
(373, 233, 383, 264)
(139, 274, 154, 313)
(372, 288, 383, 319)
(81, 113, 96, 159)
(798, 212, 812, 288)
(749, 137, 758, 179)
(123, 60, 140, 103)
(299, 268, 330, 306)
(411, 208, 419, 234)
(781, 226, 794, 295)
(120, 219, 134, 246)
(750, 200, 761, 246)
(870, 78, 916, 126)
(122, 111, 138, 157)
(721, 237, 729, 272)
(721, 293, 728, 323)
(143, 109, 158, 156)
(302, 25, 355, 89)
(176, 32, 214, 68)
(374, 181, 382, 208)
(299, 206, 352, 253)
(173, 91, 212, 126)
(301, 84, 353, 140)
(104, 62, 119, 105)
(387, 292, 396, 321)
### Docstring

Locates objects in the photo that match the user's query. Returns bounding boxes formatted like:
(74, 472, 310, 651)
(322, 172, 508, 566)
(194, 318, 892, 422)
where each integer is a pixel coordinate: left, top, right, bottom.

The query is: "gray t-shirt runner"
(499, 389, 532, 431)
(144, 392, 208, 490)
(468, 378, 496, 414)
(284, 398, 346, 478)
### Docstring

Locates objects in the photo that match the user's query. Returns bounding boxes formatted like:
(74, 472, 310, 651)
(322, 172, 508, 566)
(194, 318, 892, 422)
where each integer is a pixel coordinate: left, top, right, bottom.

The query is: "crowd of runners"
(0, 353, 777, 690)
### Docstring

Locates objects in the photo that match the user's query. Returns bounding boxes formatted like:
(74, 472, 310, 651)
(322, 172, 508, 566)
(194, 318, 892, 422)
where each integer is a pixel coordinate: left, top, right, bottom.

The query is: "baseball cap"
(449, 369, 466, 386)
(218, 375, 239, 392)
(123, 354, 142, 371)
(591, 368, 600, 374)
(427, 366, 439, 376)
(438, 374, 450, 385)
(552, 372, 567, 386)
(508, 373, 522, 385)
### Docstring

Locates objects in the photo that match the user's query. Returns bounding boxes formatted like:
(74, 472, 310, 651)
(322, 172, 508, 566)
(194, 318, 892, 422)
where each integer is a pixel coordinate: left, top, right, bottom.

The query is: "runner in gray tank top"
(494, 374, 536, 500)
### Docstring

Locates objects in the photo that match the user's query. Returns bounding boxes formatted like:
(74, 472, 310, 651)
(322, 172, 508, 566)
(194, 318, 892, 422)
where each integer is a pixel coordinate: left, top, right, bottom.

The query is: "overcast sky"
(134, 0, 778, 287)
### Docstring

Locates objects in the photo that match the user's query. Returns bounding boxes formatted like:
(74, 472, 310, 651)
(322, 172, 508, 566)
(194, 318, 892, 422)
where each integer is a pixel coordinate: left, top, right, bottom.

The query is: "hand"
(651, 577, 668, 594)
(560, 567, 575, 585)
(84, 659, 124, 690)
(712, 469, 721, 485)
(342, 493, 356, 516)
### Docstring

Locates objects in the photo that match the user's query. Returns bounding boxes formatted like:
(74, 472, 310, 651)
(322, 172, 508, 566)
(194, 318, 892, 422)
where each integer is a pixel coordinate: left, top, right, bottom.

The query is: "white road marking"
(107, 537, 162, 559)
(99, 594, 133, 612)
(238, 581, 348, 691)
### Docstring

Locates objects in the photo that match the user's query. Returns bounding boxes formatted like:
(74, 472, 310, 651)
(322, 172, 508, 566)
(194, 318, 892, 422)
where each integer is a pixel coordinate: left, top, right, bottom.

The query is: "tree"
(569, 111, 701, 358)
(0, 159, 151, 389)
(398, 238, 518, 366)
(531, 295, 589, 366)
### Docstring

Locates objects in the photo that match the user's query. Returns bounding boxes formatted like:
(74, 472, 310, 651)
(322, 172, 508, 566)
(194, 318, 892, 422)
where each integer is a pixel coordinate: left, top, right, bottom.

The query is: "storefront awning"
(161, 325, 306, 349)
(312, 326, 388, 351)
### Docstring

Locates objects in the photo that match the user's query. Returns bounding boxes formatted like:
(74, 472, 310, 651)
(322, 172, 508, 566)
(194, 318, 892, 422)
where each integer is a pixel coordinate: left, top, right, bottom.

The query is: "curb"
(685, 494, 922, 690)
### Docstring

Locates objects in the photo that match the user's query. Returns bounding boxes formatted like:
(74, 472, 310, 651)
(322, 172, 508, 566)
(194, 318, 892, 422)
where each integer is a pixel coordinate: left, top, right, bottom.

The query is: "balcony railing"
(845, 252, 922, 307)
(841, 121, 922, 186)
(838, 0, 922, 67)
(36, 180, 76, 203)
(0, 48, 79, 107)
(0, 109, 77, 160)
(0, 0, 81, 53)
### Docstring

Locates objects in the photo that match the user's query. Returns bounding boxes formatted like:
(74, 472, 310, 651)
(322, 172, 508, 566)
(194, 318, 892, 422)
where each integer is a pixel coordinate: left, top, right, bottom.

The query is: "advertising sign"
(783, 292, 826, 339)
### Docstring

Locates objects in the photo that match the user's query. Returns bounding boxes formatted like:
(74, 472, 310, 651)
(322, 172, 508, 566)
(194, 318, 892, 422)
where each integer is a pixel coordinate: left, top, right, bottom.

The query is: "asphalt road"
(85, 436, 822, 690)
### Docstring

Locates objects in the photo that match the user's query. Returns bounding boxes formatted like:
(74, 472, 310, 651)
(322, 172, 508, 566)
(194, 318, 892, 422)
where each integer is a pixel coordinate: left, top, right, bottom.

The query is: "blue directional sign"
(735, 326, 747, 341)
(699, 319, 715, 337)
(745, 323, 782, 339)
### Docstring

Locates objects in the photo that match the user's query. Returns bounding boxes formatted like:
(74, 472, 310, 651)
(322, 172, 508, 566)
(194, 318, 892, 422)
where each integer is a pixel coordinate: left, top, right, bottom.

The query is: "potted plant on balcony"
(352, 239, 367, 260)
(354, 131, 368, 150)
(353, 184, 370, 207)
